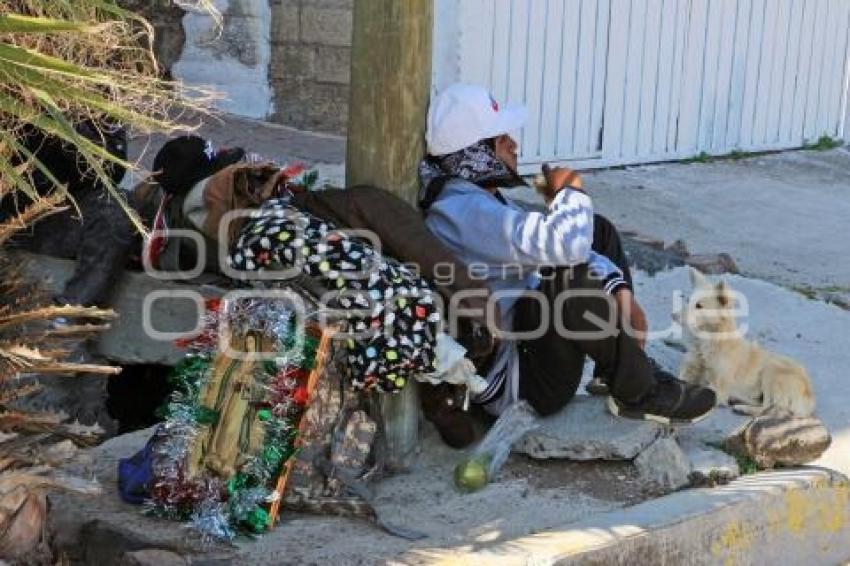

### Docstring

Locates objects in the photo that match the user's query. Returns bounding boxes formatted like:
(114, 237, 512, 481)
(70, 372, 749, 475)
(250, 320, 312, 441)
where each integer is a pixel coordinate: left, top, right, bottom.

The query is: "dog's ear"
(716, 280, 730, 307)
(689, 267, 710, 289)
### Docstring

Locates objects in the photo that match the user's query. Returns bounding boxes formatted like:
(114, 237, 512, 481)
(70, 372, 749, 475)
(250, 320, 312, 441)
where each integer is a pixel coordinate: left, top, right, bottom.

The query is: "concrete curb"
(403, 467, 850, 565)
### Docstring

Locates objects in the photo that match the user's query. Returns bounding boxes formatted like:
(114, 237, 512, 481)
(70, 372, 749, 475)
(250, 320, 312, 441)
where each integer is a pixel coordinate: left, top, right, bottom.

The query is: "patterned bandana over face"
(418, 139, 526, 209)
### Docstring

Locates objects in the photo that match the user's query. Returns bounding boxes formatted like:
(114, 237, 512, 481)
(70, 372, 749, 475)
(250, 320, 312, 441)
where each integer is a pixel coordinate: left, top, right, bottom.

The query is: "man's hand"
(535, 164, 584, 204)
(614, 288, 648, 350)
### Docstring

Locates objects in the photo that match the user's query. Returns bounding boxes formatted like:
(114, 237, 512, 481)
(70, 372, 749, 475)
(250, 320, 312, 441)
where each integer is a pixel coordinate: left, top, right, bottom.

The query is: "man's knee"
(530, 389, 577, 416)
(593, 214, 621, 245)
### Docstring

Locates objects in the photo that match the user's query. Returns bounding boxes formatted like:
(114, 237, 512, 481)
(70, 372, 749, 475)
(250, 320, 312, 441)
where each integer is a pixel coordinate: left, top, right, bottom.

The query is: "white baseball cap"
(426, 83, 527, 156)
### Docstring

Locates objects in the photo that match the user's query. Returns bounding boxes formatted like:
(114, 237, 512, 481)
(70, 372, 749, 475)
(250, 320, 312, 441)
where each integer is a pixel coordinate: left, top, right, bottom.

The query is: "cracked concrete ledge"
(401, 468, 850, 565)
(20, 252, 226, 366)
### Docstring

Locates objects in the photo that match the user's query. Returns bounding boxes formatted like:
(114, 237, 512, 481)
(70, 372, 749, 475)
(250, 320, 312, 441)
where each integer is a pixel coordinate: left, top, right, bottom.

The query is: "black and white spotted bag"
(228, 198, 440, 393)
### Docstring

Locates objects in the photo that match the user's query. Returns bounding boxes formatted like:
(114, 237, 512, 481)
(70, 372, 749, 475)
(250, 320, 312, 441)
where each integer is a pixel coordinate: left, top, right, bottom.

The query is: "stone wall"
(117, 0, 186, 77)
(120, 0, 352, 134)
(173, 0, 274, 119)
(269, 0, 352, 135)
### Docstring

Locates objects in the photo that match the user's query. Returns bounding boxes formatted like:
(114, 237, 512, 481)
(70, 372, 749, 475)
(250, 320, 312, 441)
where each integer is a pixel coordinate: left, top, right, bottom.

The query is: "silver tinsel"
(189, 499, 236, 543)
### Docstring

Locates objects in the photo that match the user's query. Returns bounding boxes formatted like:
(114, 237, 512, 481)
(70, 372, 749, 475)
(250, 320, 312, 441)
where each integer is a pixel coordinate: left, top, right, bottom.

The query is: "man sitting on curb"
(419, 84, 716, 446)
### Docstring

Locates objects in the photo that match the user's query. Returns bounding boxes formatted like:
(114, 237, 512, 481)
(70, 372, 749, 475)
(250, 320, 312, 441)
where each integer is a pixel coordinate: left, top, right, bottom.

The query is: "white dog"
(674, 268, 815, 418)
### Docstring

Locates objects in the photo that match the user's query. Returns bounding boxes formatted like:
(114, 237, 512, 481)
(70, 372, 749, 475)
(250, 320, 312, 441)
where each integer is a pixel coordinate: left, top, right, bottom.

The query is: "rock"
(0, 491, 48, 561)
(15, 372, 117, 434)
(678, 407, 752, 447)
(685, 252, 740, 275)
(629, 233, 666, 250)
(584, 377, 610, 396)
(514, 397, 662, 460)
(79, 520, 164, 565)
(21, 252, 224, 366)
(635, 435, 691, 491)
(681, 441, 740, 486)
(822, 291, 850, 311)
(44, 440, 79, 465)
(622, 236, 686, 276)
(121, 549, 189, 566)
(724, 414, 831, 469)
(117, 0, 186, 76)
(666, 239, 690, 258)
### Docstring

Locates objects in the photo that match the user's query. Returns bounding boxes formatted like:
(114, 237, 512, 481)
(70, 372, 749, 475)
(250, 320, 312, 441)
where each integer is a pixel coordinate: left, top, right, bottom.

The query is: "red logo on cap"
(490, 95, 499, 112)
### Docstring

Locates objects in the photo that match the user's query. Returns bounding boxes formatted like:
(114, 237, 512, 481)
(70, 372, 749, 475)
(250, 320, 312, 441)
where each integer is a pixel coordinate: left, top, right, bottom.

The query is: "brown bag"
(201, 163, 281, 246)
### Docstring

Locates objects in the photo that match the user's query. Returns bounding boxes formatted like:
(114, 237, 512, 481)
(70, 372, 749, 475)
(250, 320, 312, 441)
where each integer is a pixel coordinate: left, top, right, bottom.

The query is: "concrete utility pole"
(346, 0, 433, 469)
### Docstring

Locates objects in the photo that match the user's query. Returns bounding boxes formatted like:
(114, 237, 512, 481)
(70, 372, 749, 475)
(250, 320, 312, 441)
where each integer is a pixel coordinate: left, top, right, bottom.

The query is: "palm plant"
(0, 1, 219, 560)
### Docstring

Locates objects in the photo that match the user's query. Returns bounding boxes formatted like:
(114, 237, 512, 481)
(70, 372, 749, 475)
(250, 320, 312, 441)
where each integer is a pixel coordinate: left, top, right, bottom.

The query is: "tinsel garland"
(149, 298, 318, 541)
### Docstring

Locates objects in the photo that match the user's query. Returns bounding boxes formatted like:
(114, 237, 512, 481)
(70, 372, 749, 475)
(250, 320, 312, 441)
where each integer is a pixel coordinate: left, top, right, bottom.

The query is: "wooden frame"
(268, 323, 337, 525)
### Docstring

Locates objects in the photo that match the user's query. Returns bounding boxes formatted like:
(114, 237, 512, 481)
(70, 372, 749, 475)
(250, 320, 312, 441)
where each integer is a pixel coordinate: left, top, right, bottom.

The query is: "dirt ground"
(52, 417, 664, 565)
(503, 456, 668, 506)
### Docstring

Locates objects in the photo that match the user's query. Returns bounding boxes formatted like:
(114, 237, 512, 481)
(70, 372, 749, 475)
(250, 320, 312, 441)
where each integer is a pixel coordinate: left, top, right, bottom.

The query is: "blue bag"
(117, 430, 159, 504)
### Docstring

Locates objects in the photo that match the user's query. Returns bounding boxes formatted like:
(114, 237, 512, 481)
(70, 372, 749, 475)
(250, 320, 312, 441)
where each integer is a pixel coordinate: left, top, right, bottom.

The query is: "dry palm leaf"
(0, 305, 114, 331)
(0, 2, 221, 562)
(0, 192, 67, 246)
(1, 1, 220, 233)
(0, 487, 47, 561)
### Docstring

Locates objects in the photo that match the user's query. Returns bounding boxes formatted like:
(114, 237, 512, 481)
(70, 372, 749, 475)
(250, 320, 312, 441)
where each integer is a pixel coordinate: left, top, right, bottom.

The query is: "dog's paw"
(730, 403, 764, 417)
(662, 338, 687, 353)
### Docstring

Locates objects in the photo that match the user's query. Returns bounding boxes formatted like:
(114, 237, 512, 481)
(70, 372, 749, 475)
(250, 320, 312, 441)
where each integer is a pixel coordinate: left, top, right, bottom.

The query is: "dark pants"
(515, 215, 654, 416)
(14, 187, 136, 307)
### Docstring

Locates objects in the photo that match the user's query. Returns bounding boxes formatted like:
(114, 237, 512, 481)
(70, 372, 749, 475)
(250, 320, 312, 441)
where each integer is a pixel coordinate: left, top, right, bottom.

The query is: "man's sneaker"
(588, 357, 665, 397)
(606, 376, 716, 425)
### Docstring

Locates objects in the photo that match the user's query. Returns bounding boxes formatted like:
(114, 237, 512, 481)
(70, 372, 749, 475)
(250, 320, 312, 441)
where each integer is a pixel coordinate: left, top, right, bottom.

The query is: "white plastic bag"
(454, 401, 540, 491)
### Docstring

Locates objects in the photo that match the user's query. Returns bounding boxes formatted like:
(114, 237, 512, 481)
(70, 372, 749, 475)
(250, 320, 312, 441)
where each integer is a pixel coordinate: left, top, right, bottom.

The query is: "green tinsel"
(158, 308, 318, 537)
(227, 472, 252, 496)
(279, 319, 319, 369)
(244, 507, 271, 534)
(300, 336, 319, 369)
(260, 445, 285, 473)
(155, 356, 211, 419)
(194, 406, 219, 425)
(168, 356, 210, 398)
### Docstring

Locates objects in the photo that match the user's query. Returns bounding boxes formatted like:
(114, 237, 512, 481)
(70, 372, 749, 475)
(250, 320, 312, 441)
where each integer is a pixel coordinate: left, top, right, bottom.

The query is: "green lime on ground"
(454, 456, 490, 493)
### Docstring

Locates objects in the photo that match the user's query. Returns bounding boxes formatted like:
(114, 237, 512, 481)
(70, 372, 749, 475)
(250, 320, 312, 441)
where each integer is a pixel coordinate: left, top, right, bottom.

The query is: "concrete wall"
(172, 0, 275, 119)
(269, 0, 352, 135)
(118, 0, 186, 77)
(131, 0, 352, 134)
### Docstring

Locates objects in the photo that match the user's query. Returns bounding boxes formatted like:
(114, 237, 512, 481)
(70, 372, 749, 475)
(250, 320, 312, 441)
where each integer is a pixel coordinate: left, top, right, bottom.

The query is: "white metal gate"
(433, 0, 850, 172)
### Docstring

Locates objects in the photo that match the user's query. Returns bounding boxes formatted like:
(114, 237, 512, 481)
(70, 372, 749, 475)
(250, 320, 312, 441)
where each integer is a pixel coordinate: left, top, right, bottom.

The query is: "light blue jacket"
(424, 178, 625, 412)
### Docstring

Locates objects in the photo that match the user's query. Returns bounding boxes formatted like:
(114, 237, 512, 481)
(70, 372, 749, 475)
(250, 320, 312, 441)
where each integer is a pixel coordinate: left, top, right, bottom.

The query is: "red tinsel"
(151, 466, 224, 511)
(269, 367, 310, 406)
(292, 386, 309, 406)
(174, 298, 223, 350)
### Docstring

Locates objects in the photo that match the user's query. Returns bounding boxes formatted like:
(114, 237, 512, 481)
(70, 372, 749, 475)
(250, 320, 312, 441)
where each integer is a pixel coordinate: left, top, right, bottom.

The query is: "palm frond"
(0, 192, 66, 246)
(0, 305, 114, 330)
(0, 14, 103, 34)
(23, 363, 122, 376)
(1, 0, 220, 235)
(0, 383, 41, 405)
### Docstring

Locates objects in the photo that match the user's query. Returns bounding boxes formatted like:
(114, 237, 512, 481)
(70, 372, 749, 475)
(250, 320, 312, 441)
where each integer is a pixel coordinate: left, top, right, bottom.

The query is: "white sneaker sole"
(606, 395, 715, 425)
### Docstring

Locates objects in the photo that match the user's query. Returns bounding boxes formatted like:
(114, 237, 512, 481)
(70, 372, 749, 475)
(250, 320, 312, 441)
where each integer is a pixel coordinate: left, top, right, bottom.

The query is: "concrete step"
(21, 253, 225, 366)
(407, 467, 850, 565)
